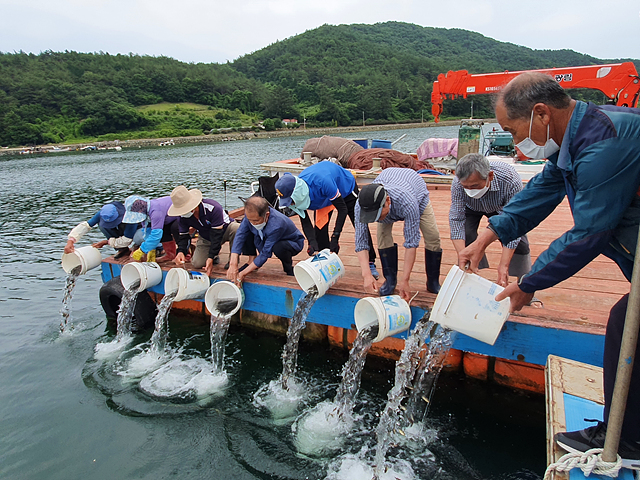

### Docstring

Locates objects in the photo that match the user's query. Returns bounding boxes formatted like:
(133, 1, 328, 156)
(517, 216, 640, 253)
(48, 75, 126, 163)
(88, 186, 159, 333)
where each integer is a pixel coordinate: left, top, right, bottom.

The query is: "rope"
(544, 448, 622, 479)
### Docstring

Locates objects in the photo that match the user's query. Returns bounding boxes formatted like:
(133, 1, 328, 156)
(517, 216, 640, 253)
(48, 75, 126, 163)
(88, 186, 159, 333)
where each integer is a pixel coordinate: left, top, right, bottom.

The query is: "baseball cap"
(358, 183, 387, 223)
(275, 173, 297, 207)
(99, 202, 125, 229)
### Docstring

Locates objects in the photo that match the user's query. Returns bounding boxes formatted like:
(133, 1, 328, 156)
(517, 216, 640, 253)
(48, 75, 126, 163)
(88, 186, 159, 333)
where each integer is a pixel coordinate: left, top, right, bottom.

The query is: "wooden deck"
(102, 185, 628, 369)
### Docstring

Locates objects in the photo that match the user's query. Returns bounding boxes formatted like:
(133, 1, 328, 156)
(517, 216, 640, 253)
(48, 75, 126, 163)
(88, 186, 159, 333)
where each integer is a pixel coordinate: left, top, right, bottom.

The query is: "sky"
(2, 0, 638, 64)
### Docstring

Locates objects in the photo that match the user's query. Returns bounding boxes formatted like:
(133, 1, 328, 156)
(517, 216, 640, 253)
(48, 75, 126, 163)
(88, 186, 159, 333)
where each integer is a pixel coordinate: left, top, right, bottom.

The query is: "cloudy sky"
(2, 0, 638, 64)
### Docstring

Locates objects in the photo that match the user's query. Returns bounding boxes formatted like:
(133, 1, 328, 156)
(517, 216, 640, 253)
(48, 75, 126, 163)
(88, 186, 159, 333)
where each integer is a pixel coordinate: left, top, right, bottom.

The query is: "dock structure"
(101, 186, 629, 393)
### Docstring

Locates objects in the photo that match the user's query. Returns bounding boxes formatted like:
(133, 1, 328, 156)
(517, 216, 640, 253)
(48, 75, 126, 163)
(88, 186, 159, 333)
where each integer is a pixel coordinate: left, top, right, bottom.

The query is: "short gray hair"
(456, 153, 490, 181)
(497, 72, 572, 120)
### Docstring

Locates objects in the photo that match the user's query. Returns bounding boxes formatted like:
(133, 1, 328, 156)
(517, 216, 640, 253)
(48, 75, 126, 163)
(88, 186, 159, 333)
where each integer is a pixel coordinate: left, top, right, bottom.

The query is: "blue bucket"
(352, 138, 368, 149)
(371, 139, 392, 149)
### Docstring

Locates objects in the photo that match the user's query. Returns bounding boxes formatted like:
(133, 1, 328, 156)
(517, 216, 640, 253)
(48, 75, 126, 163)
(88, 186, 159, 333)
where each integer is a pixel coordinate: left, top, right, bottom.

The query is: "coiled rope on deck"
(544, 448, 622, 479)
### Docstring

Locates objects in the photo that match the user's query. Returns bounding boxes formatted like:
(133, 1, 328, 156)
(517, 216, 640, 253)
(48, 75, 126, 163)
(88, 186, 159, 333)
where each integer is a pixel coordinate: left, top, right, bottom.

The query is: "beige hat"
(168, 186, 203, 216)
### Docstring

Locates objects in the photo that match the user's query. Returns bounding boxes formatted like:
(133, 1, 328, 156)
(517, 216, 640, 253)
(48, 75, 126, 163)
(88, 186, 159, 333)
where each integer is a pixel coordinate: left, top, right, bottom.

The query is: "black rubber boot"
(379, 244, 398, 296)
(425, 249, 442, 294)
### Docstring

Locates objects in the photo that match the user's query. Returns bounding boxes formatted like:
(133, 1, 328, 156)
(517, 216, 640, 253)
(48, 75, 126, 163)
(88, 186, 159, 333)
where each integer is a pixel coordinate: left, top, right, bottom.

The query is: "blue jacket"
(300, 161, 356, 210)
(231, 207, 304, 268)
(490, 101, 640, 293)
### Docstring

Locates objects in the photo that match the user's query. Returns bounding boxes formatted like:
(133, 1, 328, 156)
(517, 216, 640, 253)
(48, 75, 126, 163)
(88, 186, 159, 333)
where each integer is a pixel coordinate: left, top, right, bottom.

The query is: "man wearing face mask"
(168, 185, 239, 277)
(459, 72, 640, 464)
(449, 153, 530, 287)
(227, 196, 305, 283)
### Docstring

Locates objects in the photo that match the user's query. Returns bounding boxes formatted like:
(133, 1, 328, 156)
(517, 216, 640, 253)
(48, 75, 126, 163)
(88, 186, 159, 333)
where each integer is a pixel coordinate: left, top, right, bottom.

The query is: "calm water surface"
(0, 127, 544, 480)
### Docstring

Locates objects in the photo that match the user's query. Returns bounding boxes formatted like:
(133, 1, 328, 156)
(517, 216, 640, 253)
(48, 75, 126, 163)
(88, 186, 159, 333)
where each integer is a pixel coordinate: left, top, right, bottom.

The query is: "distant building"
(282, 119, 298, 125)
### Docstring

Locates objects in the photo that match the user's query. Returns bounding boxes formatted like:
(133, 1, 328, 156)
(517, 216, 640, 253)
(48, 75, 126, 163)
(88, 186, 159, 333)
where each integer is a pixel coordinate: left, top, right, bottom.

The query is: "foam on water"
(139, 356, 228, 400)
(253, 377, 307, 422)
(326, 453, 416, 480)
(116, 346, 169, 379)
(293, 400, 354, 457)
(94, 333, 134, 361)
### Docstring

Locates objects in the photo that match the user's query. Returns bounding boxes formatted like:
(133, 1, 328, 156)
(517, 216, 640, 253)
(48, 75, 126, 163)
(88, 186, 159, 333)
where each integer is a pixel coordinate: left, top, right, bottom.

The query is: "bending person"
(449, 153, 531, 286)
(227, 196, 304, 283)
(275, 162, 379, 278)
(168, 185, 239, 276)
(64, 201, 141, 259)
(355, 167, 442, 300)
(122, 195, 180, 263)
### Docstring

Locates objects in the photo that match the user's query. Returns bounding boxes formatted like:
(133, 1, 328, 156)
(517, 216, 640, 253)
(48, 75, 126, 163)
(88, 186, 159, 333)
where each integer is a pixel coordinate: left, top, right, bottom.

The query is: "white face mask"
(464, 184, 490, 199)
(515, 110, 560, 160)
(181, 211, 193, 218)
(253, 221, 266, 231)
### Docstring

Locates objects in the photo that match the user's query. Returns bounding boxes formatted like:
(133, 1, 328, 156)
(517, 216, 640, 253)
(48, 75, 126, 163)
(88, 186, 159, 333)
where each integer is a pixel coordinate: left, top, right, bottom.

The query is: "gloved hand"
(132, 249, 146, 262)
(146, 249, 156, 263)
(307, 240, 319, 256)
(329, 234, 340, 254)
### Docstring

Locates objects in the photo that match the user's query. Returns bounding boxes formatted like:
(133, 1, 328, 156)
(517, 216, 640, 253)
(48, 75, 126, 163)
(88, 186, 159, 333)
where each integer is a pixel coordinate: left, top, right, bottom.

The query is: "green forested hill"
(1, 22, 638, 147)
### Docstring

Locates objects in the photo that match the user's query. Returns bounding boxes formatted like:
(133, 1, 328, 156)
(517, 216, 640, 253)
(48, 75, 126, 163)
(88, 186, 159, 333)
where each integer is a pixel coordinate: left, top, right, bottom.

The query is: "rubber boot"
(425, 249, 442, 294)
(156, 241, 176, 262)
(378, 244, 398, 296)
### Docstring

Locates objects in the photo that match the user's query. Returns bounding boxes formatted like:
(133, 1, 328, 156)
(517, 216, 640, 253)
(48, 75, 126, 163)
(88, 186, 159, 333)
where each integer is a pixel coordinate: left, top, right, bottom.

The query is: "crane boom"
(431, 62, 640, 122)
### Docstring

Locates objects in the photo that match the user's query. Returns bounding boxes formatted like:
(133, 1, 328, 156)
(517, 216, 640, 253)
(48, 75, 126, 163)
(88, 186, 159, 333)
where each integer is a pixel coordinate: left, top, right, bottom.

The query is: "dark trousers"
(314, 188, 376, 263)
(160, 219, 181, 243)
(240, 234, 302, 268)
(465, 207, 530, 269)
(603, 293, 640, 442)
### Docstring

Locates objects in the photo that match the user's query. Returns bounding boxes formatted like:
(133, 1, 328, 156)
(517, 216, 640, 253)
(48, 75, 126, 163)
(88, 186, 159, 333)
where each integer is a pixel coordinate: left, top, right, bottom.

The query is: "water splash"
(149, 291, 177, 356)
(210, 314, 232, 372)
(280, 286, 318, 390)
(60, 265, 81, 332)
(116, 279, 140, 340)
(372, 314, 436, 479)
(293, 324, 378, 456)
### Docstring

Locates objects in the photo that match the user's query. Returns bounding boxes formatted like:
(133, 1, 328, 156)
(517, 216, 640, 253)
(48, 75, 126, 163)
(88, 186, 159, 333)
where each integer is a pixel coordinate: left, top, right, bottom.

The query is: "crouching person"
(168, 185, 239, 276)
(227, 197, 304, 283)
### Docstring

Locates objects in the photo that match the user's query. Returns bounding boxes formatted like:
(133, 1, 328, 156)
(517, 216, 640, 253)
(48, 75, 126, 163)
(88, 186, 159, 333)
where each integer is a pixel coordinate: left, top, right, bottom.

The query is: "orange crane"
(431, 62, 640, 123)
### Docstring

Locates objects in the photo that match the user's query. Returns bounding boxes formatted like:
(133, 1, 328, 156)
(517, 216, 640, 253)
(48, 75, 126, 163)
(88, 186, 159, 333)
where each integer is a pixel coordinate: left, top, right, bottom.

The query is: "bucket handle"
(408, 290, 420, 306)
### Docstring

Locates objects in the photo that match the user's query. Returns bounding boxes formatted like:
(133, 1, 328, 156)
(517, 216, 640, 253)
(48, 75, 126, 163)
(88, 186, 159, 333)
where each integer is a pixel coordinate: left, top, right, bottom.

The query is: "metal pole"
(602, 226, 640, 462)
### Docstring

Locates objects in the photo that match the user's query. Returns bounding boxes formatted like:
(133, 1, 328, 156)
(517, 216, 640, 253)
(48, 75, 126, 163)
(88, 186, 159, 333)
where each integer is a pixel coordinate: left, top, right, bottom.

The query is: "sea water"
(94, 280, 141, 360)
(59, 265, 81, 332)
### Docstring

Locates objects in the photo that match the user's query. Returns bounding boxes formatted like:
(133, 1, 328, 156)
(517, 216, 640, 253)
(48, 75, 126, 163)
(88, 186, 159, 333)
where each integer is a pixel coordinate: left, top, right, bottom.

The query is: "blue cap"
(275, 173, 297, 207)
(99, 202, 125, 229)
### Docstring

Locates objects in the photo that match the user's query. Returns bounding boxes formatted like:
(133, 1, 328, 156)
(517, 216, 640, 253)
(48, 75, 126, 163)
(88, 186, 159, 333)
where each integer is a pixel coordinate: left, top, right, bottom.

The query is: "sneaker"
(369, 262, 380, 280)
(555, 420, 640, 470)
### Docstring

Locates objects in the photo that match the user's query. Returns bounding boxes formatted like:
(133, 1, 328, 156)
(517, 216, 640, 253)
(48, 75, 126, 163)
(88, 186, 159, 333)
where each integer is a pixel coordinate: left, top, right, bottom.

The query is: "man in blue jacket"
(227, 196, 304, 283)
(459, 72, 640, 465)
(275, 162, 378, 278)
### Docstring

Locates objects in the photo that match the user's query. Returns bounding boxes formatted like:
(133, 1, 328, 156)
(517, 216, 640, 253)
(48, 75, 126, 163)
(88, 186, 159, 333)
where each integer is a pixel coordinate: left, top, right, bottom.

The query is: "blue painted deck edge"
(102, 263, 605, 368)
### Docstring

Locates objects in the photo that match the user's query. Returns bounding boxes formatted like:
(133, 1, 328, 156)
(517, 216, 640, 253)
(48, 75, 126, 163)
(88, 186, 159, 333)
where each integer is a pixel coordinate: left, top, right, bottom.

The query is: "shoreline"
(0, 118, 496, 156)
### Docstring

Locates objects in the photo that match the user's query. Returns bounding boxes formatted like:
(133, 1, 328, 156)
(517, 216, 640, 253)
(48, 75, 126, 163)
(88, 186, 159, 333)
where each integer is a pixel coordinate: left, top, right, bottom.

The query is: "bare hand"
(396, 279, 411, 302)
(64, 240, 75, 254)
(495, 282, 534, 312)
(174, 252, 186, 265)
(227, 264, 239, 284)
(496, 263, 510, 287)
(205, 258, 214, 277)
(362, 272, 378, 295)
(458, 243, 485, 273)
(92, 240, 109, 249)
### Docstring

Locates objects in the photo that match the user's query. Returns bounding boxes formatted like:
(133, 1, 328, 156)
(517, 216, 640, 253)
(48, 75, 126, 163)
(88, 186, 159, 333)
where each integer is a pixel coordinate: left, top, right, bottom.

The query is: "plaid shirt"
(355, 168, 430, 251)
(449, 160, 523, 249)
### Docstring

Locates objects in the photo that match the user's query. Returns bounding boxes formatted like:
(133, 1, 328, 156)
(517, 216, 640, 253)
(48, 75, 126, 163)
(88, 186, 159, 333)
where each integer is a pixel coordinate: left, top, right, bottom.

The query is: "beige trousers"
(377, 201, 441, 251)
(191, 222, 239, 268)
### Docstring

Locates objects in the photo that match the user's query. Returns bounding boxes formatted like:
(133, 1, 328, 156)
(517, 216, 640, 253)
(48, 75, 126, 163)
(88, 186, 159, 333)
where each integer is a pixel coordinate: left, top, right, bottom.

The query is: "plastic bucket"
(352, 138, 368, 149)
(430, 265, 510, 345)
(61, 246, 102, 275)
(371, 139, 392, 149)
(164, 268, 210, 302)
(204, 281, 245, 317)
(293, 249, 345, 297)
(121, 262, 163, 292)
(354, 295, 412, 343)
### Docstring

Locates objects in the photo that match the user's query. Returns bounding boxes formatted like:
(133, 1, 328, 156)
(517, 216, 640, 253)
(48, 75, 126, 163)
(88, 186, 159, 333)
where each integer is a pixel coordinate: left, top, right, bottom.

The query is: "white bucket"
(61, 246, 102, 275)
(293, 249, 345, 297)
(430, 265, 510, 345)
(354, 295, 412, 343)
(204, 281, 245, 317)
(121, 262, 163, 292)
(164, 268, 210, 302)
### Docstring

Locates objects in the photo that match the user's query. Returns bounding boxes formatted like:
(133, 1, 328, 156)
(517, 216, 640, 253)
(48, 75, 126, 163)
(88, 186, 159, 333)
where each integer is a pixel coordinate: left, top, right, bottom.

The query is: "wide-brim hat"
(275, 173, 297, 207)
(99, 202, 125, 229)
(122, 195, 150, 224)
(358, 183, 387, 223)
(168, 186, 203, 216)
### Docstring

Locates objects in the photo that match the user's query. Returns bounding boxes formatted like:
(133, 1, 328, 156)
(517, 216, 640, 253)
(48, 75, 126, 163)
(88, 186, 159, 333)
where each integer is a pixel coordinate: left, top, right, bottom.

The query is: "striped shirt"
(449, 160, 523, 249)
(355, 168, 430, 251)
